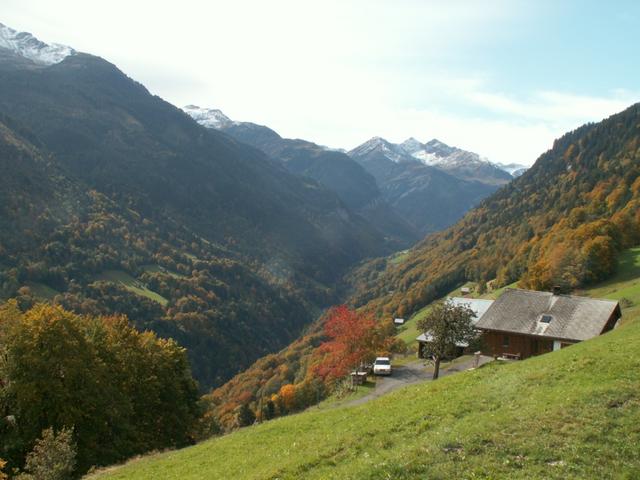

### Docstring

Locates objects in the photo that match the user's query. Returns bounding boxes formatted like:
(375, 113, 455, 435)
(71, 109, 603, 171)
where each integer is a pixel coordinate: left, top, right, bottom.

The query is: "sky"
(3, 0, 639, 166)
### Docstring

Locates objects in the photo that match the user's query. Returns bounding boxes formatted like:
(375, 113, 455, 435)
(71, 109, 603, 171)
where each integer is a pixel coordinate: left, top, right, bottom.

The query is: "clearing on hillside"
(93, 270, 169, 306)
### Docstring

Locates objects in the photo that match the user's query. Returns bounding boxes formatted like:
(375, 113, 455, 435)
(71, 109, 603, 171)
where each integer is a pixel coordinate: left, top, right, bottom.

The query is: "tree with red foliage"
(313, 305, 380, 382)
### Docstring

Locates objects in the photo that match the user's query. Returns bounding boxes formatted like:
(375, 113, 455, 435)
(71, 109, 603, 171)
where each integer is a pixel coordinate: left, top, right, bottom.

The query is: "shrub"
(17, 428, 76, 480)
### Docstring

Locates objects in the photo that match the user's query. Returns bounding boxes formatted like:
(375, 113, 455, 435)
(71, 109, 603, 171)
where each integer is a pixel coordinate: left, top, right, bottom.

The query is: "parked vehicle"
(373, 357, 392, 376)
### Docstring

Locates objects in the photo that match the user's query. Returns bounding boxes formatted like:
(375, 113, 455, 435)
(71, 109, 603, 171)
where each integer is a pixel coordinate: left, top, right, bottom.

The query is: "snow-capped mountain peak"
(350, 135, 520, 183)
(399, 137, 423, 154)
(182, 105, 235, 129)
(495, 162, 529, 177)
(423, 139, 459, 157)
(0, 22, 75, 65)
(348, 136, 413, 163)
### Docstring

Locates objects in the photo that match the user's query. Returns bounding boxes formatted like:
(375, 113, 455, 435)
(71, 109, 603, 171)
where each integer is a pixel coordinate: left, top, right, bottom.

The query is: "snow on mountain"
(379, 137, 491, 170)
(0, 22, 75, 65)
(348, 137, 414, 163)
(350, 136, 515, 184)
(182, 105, 235, 129)
(496, 162, 529, 176)
(423, 139, 459, 157)
(400, 137, 526, 178)
(399, 137, 423, 154)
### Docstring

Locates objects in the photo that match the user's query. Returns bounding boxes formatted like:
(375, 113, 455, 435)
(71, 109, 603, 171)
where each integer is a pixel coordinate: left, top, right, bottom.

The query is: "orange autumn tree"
(312, 305, 383, 382)
(278, 384, 297, 412)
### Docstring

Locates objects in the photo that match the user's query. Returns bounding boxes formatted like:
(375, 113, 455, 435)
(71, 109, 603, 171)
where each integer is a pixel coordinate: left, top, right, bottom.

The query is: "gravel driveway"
(346, 355, 493, 407)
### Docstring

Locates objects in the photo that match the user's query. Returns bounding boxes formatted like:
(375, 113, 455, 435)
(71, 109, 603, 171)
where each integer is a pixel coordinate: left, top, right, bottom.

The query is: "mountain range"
(0, 23, 401, 389)
(347, 136, 516, 233)
(183, 105, 420, 246)
(185, 105, 525, 235)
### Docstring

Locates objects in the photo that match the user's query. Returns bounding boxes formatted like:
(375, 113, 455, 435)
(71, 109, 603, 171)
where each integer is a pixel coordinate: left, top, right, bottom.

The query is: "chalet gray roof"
(475, 288, 620, 341)
(448, 297, 494, 323)
(416, 297, 494, 346)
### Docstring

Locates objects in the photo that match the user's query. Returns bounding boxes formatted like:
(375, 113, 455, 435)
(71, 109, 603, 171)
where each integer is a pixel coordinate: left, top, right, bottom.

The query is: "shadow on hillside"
(610, 248, 640, 284)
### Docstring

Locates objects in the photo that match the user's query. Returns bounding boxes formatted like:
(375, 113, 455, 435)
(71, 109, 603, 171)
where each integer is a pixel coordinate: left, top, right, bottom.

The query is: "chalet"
(394, 318, 405, 326)
(460, 286, 472, 295)
(475, 288, 621, 359)
(416, 297, 494, 358)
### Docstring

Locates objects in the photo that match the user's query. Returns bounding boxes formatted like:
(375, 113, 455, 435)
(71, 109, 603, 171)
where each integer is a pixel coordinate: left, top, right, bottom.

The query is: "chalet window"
(502, 335, 510, 347)
(540, 314, 553, 324)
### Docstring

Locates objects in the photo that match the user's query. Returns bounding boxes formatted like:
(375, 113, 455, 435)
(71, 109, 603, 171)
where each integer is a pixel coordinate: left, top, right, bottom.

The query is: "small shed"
(461, 286, 472, 295)
(394, 318, 405, 326)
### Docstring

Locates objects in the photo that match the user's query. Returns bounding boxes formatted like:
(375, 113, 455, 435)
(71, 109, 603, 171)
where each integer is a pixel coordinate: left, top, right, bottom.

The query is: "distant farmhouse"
(476, 289, 621, 359)
(416, 289, 621, 361)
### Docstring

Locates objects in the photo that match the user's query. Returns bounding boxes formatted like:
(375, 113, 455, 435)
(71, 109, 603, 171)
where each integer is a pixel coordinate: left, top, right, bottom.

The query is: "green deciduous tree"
(237, 404, 256, 427)
(0, 301, 199, 475)
(416, 300, 477, 380)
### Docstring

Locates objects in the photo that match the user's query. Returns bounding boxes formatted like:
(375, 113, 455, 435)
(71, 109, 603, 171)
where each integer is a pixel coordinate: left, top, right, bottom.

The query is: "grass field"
(389, 249, 410, 265)
(88, 317, 640, 479)
(87, 248, 640, 480)
(316, 381, 376, 409)
(141, 264, 187, 279)
(24, 281, 60, 300)
(93, 270, 169, 306)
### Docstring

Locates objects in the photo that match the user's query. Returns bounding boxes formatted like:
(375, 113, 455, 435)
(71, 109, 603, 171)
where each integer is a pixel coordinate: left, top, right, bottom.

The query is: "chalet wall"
(481, 331, 558, 359)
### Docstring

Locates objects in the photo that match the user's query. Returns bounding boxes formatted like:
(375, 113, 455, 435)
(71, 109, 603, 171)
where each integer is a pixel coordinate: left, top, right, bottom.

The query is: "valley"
(86, 246, 640, 479)
(0, 10, 638, 480)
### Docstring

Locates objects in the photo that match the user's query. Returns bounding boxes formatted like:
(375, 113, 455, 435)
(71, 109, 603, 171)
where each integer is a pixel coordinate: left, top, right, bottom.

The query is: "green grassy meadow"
(87, 247, 640, 480)
(25, 281, 60, 300)
(93, 270, 169, 306)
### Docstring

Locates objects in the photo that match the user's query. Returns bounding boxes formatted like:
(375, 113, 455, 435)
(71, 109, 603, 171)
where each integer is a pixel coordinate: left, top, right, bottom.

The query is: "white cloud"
(2, 0, 637, 167)
(465, 89, 636, 125)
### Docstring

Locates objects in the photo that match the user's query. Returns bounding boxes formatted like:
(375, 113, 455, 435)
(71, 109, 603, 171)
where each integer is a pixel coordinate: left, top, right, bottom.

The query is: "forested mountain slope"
(203, 103, 640, 425)
(184, 106, 419, 247)
(0, 35, 399, 389)
(348, 103, 640, 319)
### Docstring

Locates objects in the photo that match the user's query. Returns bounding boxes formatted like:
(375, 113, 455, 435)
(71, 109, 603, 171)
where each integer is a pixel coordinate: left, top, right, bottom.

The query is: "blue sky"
(3, 0, 639, 165)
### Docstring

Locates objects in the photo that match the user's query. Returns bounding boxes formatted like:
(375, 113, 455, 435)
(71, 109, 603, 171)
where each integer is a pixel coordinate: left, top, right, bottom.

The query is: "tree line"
(0, 302, 200, 477)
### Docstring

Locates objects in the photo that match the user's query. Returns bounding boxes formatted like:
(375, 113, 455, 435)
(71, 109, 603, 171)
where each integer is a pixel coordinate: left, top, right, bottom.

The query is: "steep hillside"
(348, 137, 502, 233)
(87, 268, 640, 479)
(184, 106, 419, 247)
(0, 116, 317, 389)
(0, 26, 399, 389)
(348, 103, 640, 319)
(200, 103, 640, 427)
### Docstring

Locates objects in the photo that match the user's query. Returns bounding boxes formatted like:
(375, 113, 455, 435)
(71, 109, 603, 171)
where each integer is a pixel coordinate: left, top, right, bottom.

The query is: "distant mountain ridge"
(184, 106, 517, 237)
(347, 136, 507, 234)
(0, 22, 75, 65)
(352, 136, 518, 185)
(182, 105, 235, 129)
(183, 105, 420, 247)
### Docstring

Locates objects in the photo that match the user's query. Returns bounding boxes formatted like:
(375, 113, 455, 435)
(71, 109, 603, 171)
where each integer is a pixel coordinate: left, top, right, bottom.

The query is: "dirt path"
(345, 355, 493, 407)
